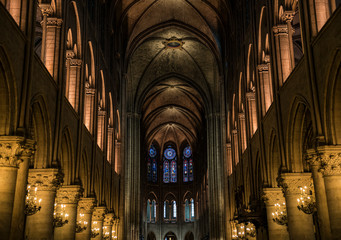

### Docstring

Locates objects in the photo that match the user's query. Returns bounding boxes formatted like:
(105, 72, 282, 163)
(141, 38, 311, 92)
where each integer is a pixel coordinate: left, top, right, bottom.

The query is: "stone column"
(317, 146, 341, 239)
(38, 3, 53, 64)
(0, 136, 30, 239)
(25, 169, 62, 240)
(54, 185, 82, 240)
(91, 206, 107, 239)
(10, 139, 35, 240)
(103, 213, 114, 239)
(246, 91, 257, 136)
(114, 140, 121, 175)
(306, 149, 332, 240)
(258, 63, 271, 116)
(262, 188, 289, 240)
(76, 197, 96, 240)
(279, 173, 315, 239)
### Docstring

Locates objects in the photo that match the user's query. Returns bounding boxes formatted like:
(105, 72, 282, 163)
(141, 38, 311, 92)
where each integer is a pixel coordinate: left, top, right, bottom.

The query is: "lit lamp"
(271, 202, 288, 225)
(245, 222, 256, 237)
(103, 226, 110, 240)
(112, 229, 118, 239)
(24, 185, 42, 216)
(297, 186, 316, 214)
(237, 223, 246, 239)
(90, 221, 100, 238)
(75, 213, 88, 233)
(53, 203, 69, 227)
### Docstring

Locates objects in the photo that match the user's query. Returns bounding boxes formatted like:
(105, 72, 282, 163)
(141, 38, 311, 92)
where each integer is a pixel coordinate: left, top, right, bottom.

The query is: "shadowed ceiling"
(115, 0, 231, 149)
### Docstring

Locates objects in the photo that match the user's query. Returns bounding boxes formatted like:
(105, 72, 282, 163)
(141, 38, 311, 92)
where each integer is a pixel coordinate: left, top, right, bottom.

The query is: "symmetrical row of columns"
(262, 146, 341, 240)
(0, 137, 120, 240)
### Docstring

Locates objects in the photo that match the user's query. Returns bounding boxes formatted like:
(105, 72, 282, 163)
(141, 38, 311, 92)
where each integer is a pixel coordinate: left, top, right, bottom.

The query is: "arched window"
(172, 200, 177, 220)
(183, 146, 193, 182)
(164, 200, 169, 220)
(151, 200, 156, 223)
(185, 199, 190, 222)
(147, 199, 151, 222)
(147, 145, 157, 183)
(163, 146, 177, 183)
(190, 198, 195, 220)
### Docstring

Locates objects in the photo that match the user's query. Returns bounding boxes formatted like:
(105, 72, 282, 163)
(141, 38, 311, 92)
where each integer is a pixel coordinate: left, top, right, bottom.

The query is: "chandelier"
(112, 229, 118, 239)
(24, 185, 42, 216)
(297, 186, 316, 214)
(231, 221, 256, 239)
(245, 222, 256, 237)
(53, 203, 69, 227)
(75, 213, 88, 233)
(103, 226, 110, 240)
(272, 202, 288, 225)
(90, 221, 100, 238)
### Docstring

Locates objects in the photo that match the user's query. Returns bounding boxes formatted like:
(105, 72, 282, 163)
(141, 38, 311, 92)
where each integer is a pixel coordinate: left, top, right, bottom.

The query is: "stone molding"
(273, 25, 289, 35)
(103, 213, 115, 226)
(46, 17, 63, 27)
(92, 206, 107, 221)
(306, 146, 341, 176)
(78, 197, 96, 214)
(0, 136, 35, 167)
(257, 63, 269, 72)
(70, 58, 82, 66)
(262, 188, 285, 206)
(56, 185, 83, 204)
(28, 168, 63, 191)
(279, 173, 313, 195)
(85, 86, 96, 95)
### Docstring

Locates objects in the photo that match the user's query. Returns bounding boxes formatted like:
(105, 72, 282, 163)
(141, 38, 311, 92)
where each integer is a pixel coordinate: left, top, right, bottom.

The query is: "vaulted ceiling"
(114, 0, 232, 149)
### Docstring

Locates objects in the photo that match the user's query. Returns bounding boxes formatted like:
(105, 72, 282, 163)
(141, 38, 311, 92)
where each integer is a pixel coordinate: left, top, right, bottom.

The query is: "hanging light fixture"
(245, 222, 256, 237)
(90, 221, 100, 238)
(103, 226, 110, 240)
(297, 186, 316, 214)
(53, 203, 69, 227)
(272, 202, 288, 225)
(75, 213, 88, 233)
(24, 185, 42, 216)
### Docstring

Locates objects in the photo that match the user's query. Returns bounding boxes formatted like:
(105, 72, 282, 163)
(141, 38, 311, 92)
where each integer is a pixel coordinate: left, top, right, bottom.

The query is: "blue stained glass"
(164, 147, 176, 160)
(183, 159, 188, 182)
(149, 145, 157, 157)
(152, 159, 157, 183)
(189, 158, 193, 181)
(147, 158, 152, 182)
(163, 160, 170, 183)
(183, 146, 192, 158)
(171, 160, 177, 183)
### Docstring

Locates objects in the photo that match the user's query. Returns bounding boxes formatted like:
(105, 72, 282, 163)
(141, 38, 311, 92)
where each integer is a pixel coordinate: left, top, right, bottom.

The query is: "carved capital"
(258, 64, 269, 72)
(78, 197, 96, 214)
(306, 146, 341, 176)
(279, 173, 313, 195)
(66, 50, 75, 59)
(70, 58, 82, 66)
(85, 87, 96, 95)
(39, 3, 54, 16)
(262, 188, 285, 206)
(28, 168, 63, 191)
(273, 25, 289, 35)
(56, 185, 83, 204)
(46, 17, 63, 27)
(281, 10, 295, 23)
(103, 213, 115, 226)
(92, 206, 107, 221)
(0, 136, 35, 167)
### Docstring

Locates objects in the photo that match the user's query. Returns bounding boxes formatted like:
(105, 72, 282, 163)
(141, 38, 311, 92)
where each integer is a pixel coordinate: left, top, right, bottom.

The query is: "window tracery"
(183, 146, 193, 182)
(163, 146, 177, 183)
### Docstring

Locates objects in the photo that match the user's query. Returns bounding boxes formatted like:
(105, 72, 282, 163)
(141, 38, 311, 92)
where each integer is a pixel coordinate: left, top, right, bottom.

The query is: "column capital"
(70, 58, 82, 66)
(262, 187, 285, 206)
(56, 185, 83, 204)
(46, 17, 63, 27)
(281, 10, 295, 23)
(28, 168, 63, 191)
(39, 3, 54, 16)
(78, 197, 97, 214)
(257, 63, 269, 72)
(273, 25, 289, 35)
(278, 173, 312, 195)
(92, 206, 107, 221)
(317, 146, 341, 176)
(103, 213, 115, 226)
(0, 136, 35, 167)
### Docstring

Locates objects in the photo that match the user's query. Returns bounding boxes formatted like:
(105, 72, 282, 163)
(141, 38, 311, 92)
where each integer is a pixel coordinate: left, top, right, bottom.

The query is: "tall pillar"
(306, 149, 332, 240)
(280, 173, 315, 239)
(0, 136, 30, 239)
(273, 12, 294, 85)
(114, 140, 121, 174)
(103, 213, 114, 239)
(258, 63, 272, 115)
(25, 169, 63, 240)
(10, 139, 35, 240)
(76, 197, 96, 240)
(262, 188, 289, 240)
(317, 146, 341, 239)
(246, 91, 257, 136)
(91, 206, 107, 240)
(54, 185, 82, 240)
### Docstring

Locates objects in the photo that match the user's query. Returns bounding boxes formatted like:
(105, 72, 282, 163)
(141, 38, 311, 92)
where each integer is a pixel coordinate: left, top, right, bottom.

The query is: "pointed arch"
(79, 150, 90, 196)
(269, 130, 281, 187)
(60, 128, 74, 185)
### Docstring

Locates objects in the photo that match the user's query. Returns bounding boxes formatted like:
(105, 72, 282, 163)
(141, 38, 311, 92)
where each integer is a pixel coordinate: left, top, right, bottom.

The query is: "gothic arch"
(79, 150, 90, 196)
(258, 6, 269, 63)
(184, 232, 194, 240)
(286, 97, 314, 172)
(60, 128, 74, 185)
(30, 94, 52, 169)
(324, 49, 341, 145)
(0, 45, 16, 135)
(268, 130, 281, 187)
(147, 232, 156, 240)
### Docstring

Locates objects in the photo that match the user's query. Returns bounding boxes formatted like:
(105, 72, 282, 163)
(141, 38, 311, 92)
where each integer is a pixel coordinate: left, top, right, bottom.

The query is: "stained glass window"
(185, 199, 190, 222)
(164, 200, 169, 219)
(163, 146, 177, 183)
(151, 200, 156, 222)
(191, 198, 195, 220)
(147, 145, 157, 183)
(172, 201, 177, 219)
(183, 146, 193, 182)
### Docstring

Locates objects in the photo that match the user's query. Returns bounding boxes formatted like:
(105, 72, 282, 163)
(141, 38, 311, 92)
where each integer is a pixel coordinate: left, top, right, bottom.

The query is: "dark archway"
(147, 232, 156, 240)
(184, 232, 194, 240)
(164, 232, 177, 240)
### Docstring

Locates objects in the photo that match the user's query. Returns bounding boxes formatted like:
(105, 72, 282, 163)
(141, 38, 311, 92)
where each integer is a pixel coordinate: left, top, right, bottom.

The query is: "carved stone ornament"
(278, 173, 313, 195)
(0, 136, 35, 167)
(56, 185, 83, 204)
(28, 168, 63, 191)
(103, 213, 115, 226)
(306, 146, 341, 176)
(281, 10, 295, 23)
(92, 206, 107, 221)
(273, 25, 289, 35)
(262, 188, 285, 206)
(78, 197, 96, 214)
(46, 17, 63, 27)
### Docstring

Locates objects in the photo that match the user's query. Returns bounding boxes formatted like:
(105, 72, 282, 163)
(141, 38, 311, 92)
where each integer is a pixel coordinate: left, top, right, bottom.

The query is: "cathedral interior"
(0, 0, 341, 239)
